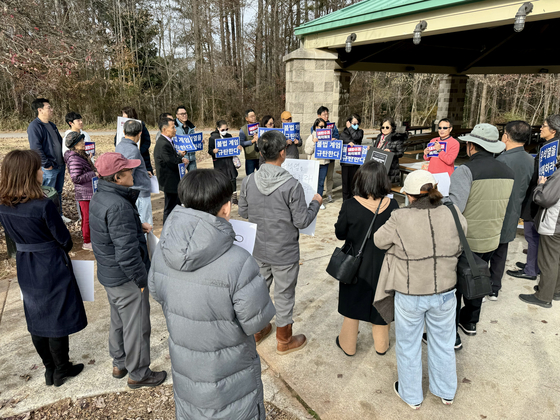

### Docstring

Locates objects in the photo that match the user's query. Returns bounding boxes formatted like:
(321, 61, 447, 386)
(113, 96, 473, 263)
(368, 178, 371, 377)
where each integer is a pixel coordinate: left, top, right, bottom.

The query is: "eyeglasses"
(438, 126, 450, 130)
(381, 126, 391, 130)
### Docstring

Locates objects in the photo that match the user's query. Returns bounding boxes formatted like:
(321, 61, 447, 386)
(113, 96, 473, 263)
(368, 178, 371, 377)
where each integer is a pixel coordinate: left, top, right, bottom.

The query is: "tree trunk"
(479, 75, 488, 123)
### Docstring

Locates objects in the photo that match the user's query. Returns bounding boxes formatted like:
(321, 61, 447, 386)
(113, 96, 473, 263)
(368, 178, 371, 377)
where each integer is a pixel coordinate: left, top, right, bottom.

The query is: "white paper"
(116, 117, 141, 146)
(147, 232, 159, 259)
(229, 219, 257, 255)
(150, 176, 160, 194)
(432, 172, 451, 197)
(281, 159, 320, 236)
(21, 260, 94, 302)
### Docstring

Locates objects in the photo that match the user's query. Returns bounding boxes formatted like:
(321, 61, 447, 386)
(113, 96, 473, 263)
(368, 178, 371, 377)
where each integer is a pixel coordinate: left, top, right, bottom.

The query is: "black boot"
(50, 336, 84, 387)
(31, 335, 55, 386)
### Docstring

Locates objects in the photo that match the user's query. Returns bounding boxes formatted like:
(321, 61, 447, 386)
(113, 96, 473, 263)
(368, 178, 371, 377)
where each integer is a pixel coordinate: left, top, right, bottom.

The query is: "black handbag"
(326, 200, 382, 284)
(445, 202, 493, 300)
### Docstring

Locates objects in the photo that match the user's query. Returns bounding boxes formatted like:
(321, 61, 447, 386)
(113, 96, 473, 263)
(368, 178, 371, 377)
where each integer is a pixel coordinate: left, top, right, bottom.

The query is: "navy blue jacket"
(0, 198, 87, 337)
(27, 118, 64, 169)
(90, 180, 150, 288)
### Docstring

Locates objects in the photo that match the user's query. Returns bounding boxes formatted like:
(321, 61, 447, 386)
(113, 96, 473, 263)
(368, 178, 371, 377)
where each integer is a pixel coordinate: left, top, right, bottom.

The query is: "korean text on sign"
(92, 176, 99, 193)
(341, 145, 368, 165)
(258, 128, 284, 138)
(85, 142, 95, 156)
(216, 136, 241, 158)
(174, 135, 196, 153)
(426, 141, 447, 157)
(539, 140, 558, 177)
(248, 123, 259, 136)
(178, 163, 187, 179)
(188, 132, 204, 151)
(283, 122, 300, 141)
(316, 128, 332, 141)
(327, 122, 335, 131)
(315, 139, 343, 160)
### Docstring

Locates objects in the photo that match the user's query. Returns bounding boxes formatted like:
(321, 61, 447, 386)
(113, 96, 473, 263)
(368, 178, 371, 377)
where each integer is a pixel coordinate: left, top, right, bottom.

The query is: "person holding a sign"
(175, 106, 198, 172)
(305, 118, 330, 209)
(310, 106, 339, 203)
(208, 120, 242, 195)
(256, 115, 276, 165)
(149, 169, 275, 419)
(239, 109, 260, 175)
(281, 111, 302, 159)
(423, 118, 460, 176)
(116, 120, 154, 226)
(62, 111, 92, 155)
(340, 114, 364, 201)
(0, 150, 87, 387)
(64, 132, 97, 251)
(239, 130, 322, 355)
(374, 118, 408, 185)
(154, 117, 189, 224)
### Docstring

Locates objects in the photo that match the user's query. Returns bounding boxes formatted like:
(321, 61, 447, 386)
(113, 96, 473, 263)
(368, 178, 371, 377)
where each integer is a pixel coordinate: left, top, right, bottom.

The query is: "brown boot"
(254, 323, 273, 345)
(276, 324, 307, 355)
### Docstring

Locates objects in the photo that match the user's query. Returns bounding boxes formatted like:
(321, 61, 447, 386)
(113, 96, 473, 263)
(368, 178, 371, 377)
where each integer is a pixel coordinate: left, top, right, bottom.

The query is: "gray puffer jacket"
(534, 169, 560, 236)
(238, 163, 320, 265)
(148, 206, 275, 420)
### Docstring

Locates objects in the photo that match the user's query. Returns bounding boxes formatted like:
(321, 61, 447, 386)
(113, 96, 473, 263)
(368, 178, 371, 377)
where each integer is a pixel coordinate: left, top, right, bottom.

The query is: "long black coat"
(154, 134, 184, 193)
(208, 130, 238, 180)
(340, 126, 364, 167)
(0, 198, 87, 337)
(374, 132, 408, 184)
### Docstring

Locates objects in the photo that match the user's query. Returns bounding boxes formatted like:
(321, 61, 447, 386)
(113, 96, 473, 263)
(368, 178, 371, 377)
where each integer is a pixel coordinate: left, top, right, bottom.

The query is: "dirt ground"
(1, 385, 296, 420)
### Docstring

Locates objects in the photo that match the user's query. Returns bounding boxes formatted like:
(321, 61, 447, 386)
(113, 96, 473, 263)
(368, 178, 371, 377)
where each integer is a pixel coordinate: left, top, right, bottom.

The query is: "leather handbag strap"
(444, 202, 481, 277)
(356, 199, 383, 257)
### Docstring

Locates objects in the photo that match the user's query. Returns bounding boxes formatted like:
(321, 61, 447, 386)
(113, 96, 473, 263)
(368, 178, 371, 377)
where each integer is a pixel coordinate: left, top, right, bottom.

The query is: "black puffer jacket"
(90, 180, 150, 288)
(340, 126, 364, 167)
(374, 132, 408, 184)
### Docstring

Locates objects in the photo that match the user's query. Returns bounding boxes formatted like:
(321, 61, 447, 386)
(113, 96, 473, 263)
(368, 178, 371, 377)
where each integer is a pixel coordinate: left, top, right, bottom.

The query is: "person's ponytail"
(422, 183, 443, 205)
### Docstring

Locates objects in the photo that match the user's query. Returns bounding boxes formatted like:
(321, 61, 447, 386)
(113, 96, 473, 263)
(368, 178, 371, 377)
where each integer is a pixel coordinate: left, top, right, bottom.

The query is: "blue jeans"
(395, 290, 457, 405)
(317, 164, 329, 196)
(186, 153, 197, 172)
(42, 165, 65, 214)
(245, 159, 260, 176)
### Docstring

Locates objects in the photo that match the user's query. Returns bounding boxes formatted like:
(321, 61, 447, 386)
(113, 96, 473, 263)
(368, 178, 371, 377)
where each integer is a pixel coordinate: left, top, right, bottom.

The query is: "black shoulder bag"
(326, 199, 383, 285)
(445, 202, 492, 299)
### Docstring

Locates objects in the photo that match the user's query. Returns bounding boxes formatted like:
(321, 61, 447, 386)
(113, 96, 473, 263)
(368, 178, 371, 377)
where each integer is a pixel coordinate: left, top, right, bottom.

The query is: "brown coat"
(373, 198, 467, 323)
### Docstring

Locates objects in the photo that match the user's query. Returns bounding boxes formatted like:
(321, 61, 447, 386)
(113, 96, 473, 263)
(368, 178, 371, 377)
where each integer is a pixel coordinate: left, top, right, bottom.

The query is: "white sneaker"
(61, 215, 72, 224)
(320, 204, 326, 210)
(327, 195, 334, 203)
(394, 382, 421, 410)
(487, 294, 498, 301)
(482, 296, 486, 303)
(82, 243, 93, 251)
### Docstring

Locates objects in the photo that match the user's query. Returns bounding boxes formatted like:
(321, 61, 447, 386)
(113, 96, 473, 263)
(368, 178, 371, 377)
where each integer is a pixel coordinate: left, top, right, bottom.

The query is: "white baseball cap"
(401, 170, 437, 195)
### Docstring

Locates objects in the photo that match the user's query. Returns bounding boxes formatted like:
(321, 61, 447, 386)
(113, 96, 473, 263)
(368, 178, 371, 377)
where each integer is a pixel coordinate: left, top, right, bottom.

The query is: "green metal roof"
(294, 0, 486, 37)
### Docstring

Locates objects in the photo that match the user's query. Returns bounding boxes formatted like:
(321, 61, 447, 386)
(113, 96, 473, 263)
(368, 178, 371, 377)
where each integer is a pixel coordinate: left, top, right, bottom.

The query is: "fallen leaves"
(19, 374, 31, 382)
(490, 320, 498, 324)
(87, 359, 95, 365)
(462, 377, 472, 384)
(541, 320, 548, 324)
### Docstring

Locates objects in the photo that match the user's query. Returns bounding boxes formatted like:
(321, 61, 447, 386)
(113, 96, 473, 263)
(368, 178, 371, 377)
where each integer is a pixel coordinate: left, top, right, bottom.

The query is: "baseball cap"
(401, 170, 437, 195)
(281, 111, 292, 120)
(95, 152, 141, 177)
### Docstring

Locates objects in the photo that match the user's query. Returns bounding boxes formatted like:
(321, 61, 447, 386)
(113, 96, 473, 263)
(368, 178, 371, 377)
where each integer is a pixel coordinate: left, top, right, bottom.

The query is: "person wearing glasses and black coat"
(423, 118, 460, 176)
(373, 118, 408, 185)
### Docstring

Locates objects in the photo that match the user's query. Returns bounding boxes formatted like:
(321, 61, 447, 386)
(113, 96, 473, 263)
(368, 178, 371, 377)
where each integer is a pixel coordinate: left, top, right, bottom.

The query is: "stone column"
(283, 48, 350, 136)
(436, 75, 468, 128)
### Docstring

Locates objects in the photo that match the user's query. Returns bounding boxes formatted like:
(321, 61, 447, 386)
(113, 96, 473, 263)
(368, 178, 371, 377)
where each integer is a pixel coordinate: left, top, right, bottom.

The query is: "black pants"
(163, 192, 181, 225)
(31, 335, 70, 373)
(489, 243, 508, 294)
(456, 251, 494, 328)
(341, 165, 359, 201)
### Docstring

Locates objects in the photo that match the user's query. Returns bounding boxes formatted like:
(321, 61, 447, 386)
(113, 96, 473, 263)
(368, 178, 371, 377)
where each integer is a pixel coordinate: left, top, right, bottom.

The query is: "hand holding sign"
(216, 137, 241, 158)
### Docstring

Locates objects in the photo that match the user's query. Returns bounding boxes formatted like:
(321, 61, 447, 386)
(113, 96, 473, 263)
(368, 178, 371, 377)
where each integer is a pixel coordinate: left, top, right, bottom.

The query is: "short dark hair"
(317, 106, 329, 116)
(31, 98, 49, 116)
(438, 118, 453, 127)
(545, 114, 560, 134)
(382, 117, 396, 132)
(258, 130, 286, 161)
(158, 117, 174, 132)
(178, 169, 233, 216)
(505, 120, 531, 144)
(158, 112, 172, 120)
(352, 160, 391, 199)
(347, 113, 361, 124)
(244, 109, 255, 118)
(313, 118, 326, 131)
(175, 106, 187, 114)
(216, 120, 228, 129)
(469, 142, 485, 153)
(65, 111, 82, 127)
(121, 106, 138, 120)
(124, 120, 143, 137)
(261, 115, 274, 127)
(100, 169, 130, 183)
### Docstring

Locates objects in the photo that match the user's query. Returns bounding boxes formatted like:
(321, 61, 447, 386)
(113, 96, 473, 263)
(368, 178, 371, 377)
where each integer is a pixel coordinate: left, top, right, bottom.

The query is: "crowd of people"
(2, 96, 558, 417)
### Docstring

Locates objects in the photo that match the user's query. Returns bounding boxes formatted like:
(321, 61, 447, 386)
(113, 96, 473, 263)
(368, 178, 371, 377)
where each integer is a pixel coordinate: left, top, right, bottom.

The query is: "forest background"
(2, 0, 560, 130)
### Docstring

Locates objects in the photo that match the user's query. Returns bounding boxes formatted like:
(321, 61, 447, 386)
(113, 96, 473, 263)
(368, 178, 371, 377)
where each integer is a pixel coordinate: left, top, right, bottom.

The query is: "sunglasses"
(438, 126, 450, 130)
(381, 126, 391, 130)
(317, 126, 326, 129)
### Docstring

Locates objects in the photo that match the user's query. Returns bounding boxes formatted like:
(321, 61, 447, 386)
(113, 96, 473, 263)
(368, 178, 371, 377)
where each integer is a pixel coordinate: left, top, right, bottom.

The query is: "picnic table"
(408, 125, 431, 134)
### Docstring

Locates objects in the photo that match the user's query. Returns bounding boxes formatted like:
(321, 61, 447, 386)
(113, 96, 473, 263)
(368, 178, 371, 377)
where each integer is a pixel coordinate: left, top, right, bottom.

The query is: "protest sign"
(365, 147, 394, 173)
(258, 127, 284, 138)
(248, 123, 259, 136)
(425, 140, 447, 157)
(216, 136, 241, 158)
(174, 135, 196, 153)
(316, 128, 332, 141)
(327, 122, 336, 132)
(150, 176, 160, 193)
(283, 122, 300, 141)
(92, 176, 99, 193)
(116, 117, 141, 146)
(85, 141, 95, 156)
(315, 139, 343, 160)
(178, 163, 187, 179)
(229, 219, 257, 255)
(281, 159, 319, 236)
(539, 140, 558, 177)
(341, 145, 368, 165)
(432, 172, 451, 196)
(147, 232, 159, 260)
